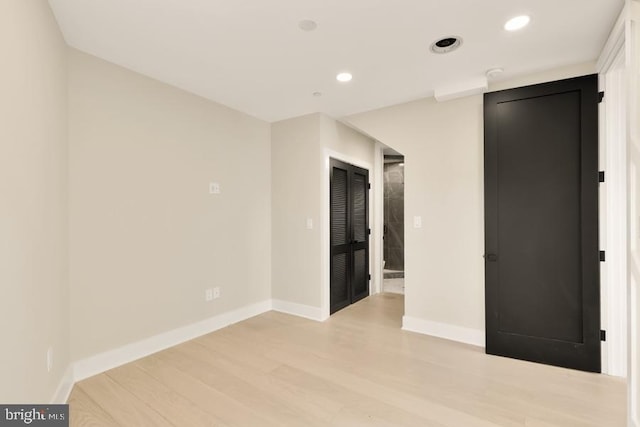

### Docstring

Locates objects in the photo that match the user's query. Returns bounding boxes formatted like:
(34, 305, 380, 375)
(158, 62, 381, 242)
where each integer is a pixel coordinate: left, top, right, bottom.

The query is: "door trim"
(597, 1, 629, 379)
(321, 149, 374, 320)
(599, 49, 628, 378)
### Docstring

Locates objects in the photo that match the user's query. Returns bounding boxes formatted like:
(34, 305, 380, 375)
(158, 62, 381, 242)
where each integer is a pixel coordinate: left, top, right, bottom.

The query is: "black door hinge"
(368, 228, 371, 235)
(368, 183, 371, 190)
(600, 330, 606, 341)
(598, 91, 605, 103)
(368, 274, 371, 281)
(599, 171, 605, 183)
(600, 251, 606, 262)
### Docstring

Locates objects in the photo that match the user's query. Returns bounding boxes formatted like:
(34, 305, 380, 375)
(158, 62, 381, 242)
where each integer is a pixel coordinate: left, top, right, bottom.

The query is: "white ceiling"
(48, 0, 623, 122)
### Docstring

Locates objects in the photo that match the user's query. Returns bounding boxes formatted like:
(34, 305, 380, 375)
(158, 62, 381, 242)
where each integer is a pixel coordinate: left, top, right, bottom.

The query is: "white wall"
(628, 1, 640, 424)
(271, 114, 323, 310)
(271, 113, 375, 316)
(68, 49, 272, 361)
(345, 62, 596, 343)
(347, 95, 486, 341)
(0, 0, 70, 403)
(320, 115, 376, 164)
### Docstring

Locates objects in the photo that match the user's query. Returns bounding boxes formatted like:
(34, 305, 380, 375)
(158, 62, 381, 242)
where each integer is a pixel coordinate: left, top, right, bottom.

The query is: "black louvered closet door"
(330, 159, 369, 314)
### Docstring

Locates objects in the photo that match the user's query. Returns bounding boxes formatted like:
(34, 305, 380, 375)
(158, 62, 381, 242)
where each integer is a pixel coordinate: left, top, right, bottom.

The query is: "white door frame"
(372, 143, 385, 296)
(597, 6, 629, 378)
(598, 2, 640, 426)
(627, 2, 640, 425)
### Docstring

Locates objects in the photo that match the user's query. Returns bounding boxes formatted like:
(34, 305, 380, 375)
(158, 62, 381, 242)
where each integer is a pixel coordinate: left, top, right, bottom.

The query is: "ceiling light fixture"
(504, 15, 530, 31)
(313, 91, 322, 97)
(336, 72, 353, 82)
(430, 36, 462, 54)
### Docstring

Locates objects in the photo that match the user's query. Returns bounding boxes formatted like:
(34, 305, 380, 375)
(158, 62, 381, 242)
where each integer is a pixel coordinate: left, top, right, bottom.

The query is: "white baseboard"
(51, 365, 75, 403)
(402, 316, 485, 348)
(73, 299, 272, 382)
(271, 299, 324, 321)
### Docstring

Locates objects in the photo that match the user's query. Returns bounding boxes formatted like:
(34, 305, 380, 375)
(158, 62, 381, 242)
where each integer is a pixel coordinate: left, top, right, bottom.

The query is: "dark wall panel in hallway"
(384, 162, 404, 271)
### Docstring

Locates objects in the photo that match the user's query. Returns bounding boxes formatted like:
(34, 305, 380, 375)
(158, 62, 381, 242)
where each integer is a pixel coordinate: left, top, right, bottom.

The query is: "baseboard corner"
(271, 299, 324, 321)
(402, 315, 485, 348)
(51, 365, 75, 403)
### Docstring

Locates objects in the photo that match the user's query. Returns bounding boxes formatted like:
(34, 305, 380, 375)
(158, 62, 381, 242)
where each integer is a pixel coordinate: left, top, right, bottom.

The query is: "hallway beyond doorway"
(383, 154, 404, 295)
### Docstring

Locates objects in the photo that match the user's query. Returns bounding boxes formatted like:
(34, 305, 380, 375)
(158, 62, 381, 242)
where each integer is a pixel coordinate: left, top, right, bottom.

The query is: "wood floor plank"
(188, 339, 442, 427)
(106, 363, 226, 426)
(157, 343, 329, 427)
(68, 386, 121, 427)
(268, 363, 448, 427)
(76, 374, 173, 427)
(67, 294, 626, 427)
(136, 355, 283, 427)
(261, 340, 505, 427)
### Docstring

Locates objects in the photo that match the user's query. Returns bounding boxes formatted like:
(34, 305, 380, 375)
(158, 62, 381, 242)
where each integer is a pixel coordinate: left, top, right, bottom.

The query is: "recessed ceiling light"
(298, 20, 317, 32)
(430, 36, 462, 54)
(336, 72, 353, 82)
(504, 15, 530, 31)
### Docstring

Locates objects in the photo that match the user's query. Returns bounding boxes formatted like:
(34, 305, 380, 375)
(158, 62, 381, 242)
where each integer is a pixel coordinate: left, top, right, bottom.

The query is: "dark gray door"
(484, 74, 601, 372)
(330, 158, 369, 314)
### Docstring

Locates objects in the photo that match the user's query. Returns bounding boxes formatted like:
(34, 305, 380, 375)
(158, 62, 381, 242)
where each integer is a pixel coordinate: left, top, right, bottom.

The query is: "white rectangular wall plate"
(413, 216, 422, 229)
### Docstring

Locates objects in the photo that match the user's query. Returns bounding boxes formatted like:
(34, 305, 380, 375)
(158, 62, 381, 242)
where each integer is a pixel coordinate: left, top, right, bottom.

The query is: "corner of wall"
(51, 367, 75, 404)
(402, 316, 485, 348)
(271, 299, 325, 321)
(72, 300, 271, 383)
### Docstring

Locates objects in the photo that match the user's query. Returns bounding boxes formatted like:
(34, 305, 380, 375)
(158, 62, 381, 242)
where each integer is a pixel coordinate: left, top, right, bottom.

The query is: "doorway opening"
(383, 153, 405, 294)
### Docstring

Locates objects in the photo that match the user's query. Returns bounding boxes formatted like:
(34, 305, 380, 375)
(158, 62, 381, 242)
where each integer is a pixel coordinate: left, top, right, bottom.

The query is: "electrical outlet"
(213, 287, 221, 299)
(205, 288, 213, 302)
(209, 182, 221, 194)
(46, 347, 53, 373)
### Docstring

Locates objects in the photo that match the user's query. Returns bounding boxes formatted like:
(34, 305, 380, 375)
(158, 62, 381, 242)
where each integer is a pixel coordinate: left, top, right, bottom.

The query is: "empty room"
(2, 0, 640, 426)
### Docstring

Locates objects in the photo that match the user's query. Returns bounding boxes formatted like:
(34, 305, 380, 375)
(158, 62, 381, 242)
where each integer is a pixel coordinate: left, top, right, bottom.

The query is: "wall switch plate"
(213, 287, 221, 299)
(306, 218, 313, 229)
(205, 288, 213, 302)
(209, 182, 221, 194)
(413, 216, 422, 229)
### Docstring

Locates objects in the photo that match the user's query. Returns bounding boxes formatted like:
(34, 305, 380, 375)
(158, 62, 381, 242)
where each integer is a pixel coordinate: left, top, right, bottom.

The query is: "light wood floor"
(68, 293, 626, 426)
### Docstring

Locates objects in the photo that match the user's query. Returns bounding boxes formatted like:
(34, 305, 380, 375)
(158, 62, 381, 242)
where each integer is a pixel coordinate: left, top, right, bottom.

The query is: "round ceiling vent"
(430, 36, 463, 54)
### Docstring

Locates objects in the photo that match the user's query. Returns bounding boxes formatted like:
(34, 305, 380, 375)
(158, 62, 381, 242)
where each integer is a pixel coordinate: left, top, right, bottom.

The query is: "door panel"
(352, 249, 368, 301)
(352, 172, 367, 242)
(330, 163, 351, 313)
(330, 159, 369, 314)
(484, 74, 600, 372)
(330, 253, 349, 309)
(331, 168, 349, 246)
(351, 168, 369, 303)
